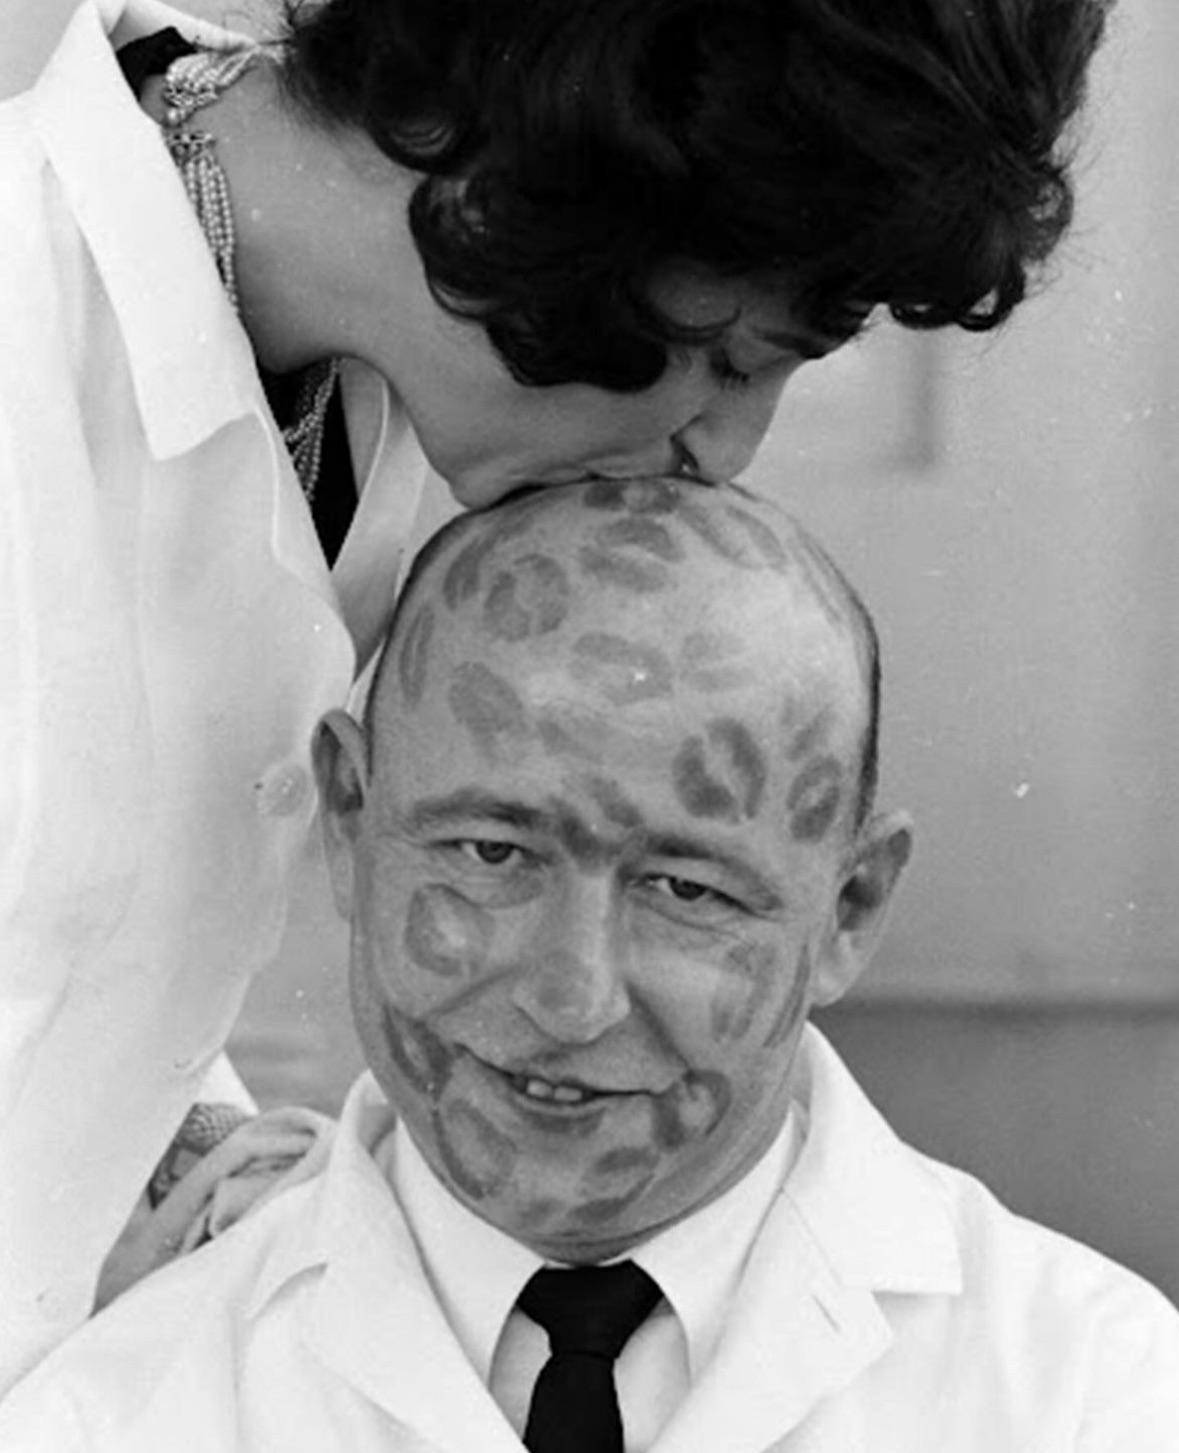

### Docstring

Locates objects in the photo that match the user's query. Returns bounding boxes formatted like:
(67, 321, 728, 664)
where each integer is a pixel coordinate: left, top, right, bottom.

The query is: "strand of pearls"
(160, 49, 340, 503)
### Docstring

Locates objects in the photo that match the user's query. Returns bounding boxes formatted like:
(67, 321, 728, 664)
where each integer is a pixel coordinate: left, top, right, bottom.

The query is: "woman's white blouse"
(0, 0, 428, 1389)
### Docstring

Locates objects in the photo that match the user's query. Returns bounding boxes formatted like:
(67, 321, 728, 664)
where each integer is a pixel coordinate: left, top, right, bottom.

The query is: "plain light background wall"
(228, 1, 1179, 1297)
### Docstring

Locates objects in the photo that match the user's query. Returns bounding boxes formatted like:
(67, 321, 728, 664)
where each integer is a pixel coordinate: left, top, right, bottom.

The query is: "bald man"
(3, 479, 1177, 1451)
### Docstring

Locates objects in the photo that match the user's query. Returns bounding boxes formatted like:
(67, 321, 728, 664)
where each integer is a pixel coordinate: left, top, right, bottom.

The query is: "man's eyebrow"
(642, 831, 784, 912)
(402, 791, 547, 835)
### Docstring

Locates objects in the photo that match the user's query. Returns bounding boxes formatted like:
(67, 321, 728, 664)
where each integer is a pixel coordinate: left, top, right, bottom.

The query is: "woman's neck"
(147, 54, 415, 375)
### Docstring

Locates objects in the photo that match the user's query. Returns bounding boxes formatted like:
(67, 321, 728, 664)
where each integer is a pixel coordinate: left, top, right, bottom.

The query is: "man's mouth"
(505, 1071, 601, 1107)
(467, 1051, 643, 1112)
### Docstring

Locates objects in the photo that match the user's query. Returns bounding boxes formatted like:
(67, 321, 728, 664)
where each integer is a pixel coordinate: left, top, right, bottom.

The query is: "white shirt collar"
(382, 1100, 805, 1387)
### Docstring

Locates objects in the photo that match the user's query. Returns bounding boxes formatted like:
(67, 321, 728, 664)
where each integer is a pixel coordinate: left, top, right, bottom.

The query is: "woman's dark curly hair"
(279, 0, 1111, 390)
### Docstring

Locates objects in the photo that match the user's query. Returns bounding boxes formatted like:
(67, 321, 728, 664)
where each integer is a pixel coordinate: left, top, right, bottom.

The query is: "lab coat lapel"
(297, 1111, 523, 1453)
(653, 1195, 888, 1453)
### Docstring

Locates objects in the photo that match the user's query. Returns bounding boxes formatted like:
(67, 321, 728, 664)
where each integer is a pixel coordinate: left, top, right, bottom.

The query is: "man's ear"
(312, 708, 371, 919)
(812, 810, 914, 1007)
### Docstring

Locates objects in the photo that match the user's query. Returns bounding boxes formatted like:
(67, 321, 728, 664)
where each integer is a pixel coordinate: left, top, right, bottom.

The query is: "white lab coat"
(0, 0, 429, 1388)
(1, 1029, 1175, 1451)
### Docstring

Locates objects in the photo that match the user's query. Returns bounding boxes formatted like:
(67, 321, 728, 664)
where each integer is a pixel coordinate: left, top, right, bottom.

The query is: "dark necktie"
(519, 1262, 661, 1453)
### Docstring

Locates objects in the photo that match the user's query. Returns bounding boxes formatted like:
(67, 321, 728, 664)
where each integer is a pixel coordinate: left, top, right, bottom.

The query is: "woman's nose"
(510, 883, 630, 1045)
(674, 369, 790, 483)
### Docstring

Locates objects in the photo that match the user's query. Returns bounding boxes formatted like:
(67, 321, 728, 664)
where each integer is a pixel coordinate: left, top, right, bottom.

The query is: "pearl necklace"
(160, 48, 340, 504)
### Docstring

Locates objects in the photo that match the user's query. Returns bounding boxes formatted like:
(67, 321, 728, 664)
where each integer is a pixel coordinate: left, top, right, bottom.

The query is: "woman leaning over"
(0, 0, 1109, 1386)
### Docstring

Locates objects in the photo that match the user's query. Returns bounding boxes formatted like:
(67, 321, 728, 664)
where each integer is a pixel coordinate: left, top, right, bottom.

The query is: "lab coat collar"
(245, 1028, 962, 1453)
(248, 1074, 524, 1453)
(32, 0, 263, 462)
(654, 1026, 962, 1453)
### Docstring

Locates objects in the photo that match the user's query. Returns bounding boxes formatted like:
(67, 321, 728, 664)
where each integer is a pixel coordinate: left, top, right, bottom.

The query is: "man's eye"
(459, 840, 520, 867)
(648, 874, 725, 906)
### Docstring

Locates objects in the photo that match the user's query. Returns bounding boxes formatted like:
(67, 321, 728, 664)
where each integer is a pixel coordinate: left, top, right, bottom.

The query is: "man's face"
(327, 483, 880, 1261)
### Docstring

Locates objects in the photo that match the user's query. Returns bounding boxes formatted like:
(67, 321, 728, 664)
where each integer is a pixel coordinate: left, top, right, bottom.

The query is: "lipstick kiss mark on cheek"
(762, 944, 811, 1050)
(572, 1173, 659, 1227)
(651, 1072, 731, 1150)
(709, 943, 780, 1043)
(404, 886, 495, 980)
(382, 1006, 456, 1100)
(433, 1099, 518, 1201)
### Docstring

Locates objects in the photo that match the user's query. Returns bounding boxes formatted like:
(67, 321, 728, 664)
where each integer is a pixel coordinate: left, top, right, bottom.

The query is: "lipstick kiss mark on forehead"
(398, 604, 435, 708)
(787, 754, 844, 843)
(569, 634, 674, 707)
(484, 553, 570, 642)
(585, 776, 646, 831)
(448, 662, 529, 761)
(672, 718, 768, 823)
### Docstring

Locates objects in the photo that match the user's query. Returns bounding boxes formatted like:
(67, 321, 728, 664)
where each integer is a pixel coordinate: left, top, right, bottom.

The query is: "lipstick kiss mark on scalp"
(442, 535, 498, 612)
(786, 536, 851, 634)
(577, 515, 686, 594)
(584, 478, 681, 514)
(787, 754, 843, 843)
(570, 634, 674, 707)
(434, 1099, 518, 1201)
(652, 1072, 731, 1149)
(440, 495, 557, 612)
(578, 544, 669, 595)
(787, 708, 833, 761)
(679, 629, 757, 694)
(676, 498, 789, 574)
(672, 718, 768, 823)
(448, 662, 530, 760)
(397, 604, 435, 708)
(404, 885, 493, 979)
(484, 553, 571, 641)
(710, 942, 779, 1042)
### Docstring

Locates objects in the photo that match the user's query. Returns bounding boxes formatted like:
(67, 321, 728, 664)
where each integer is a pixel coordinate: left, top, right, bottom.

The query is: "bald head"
(323, 478, 908, 1261)
(369, 477, 879, 841)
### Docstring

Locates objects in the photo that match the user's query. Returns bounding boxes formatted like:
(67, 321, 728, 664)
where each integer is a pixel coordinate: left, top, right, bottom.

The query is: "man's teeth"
(514, 1074, 593, 1105)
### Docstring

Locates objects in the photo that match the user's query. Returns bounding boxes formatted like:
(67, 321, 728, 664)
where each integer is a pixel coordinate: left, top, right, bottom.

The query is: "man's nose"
(511, 882, 630, 1045)
(674, 369, 789, 483)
